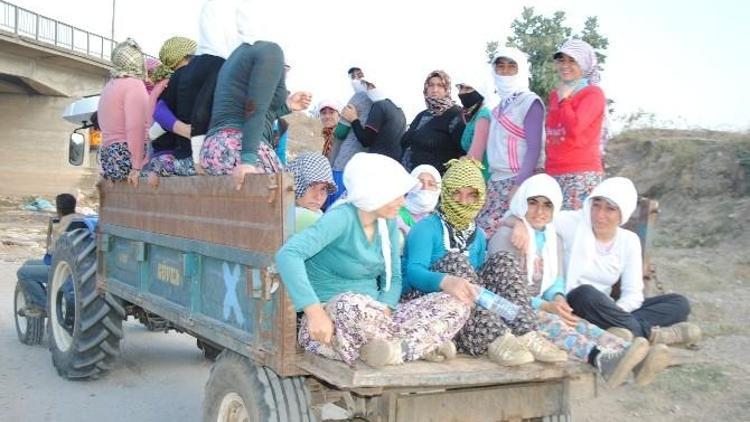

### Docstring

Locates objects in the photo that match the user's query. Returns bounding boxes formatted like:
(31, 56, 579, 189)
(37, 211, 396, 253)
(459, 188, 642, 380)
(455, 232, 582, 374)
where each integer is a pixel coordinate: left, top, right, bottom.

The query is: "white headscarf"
(195, 0, 241, 59)
(508, 174, 562, 294)
(565, 177, 638, 292)
(555, 38, 601, 85)
(360, 77, 388, 103)
(343, 153, 420, 292)
(491, 47, 531, 99)
(405, 164, 442, 215)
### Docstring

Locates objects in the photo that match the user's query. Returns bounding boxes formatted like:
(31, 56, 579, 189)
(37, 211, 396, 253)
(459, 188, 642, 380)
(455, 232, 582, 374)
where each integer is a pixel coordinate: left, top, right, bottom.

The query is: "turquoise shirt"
(530, 230, 566, 309)
(275, 203, 402, 311)
(460, 107, 491, 180)
(403, 214, 486, 294)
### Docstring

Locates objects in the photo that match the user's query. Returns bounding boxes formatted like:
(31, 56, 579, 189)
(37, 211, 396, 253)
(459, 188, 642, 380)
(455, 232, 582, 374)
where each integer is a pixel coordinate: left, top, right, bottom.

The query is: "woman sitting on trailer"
(276, 153, 470, 368)
(287, 152, 337, 232)
(489, 174, 670, 387)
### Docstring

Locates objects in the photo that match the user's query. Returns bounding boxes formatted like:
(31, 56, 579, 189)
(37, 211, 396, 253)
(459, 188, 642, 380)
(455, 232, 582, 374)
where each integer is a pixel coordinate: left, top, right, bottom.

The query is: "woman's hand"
(127, 169, 140, 187)
(510, 218, 529, 251)
(147, 172, 159, 189)
(341, 104, 358, 122)
(440, 275, 478, 306)
(542, 295, 579, 327)
(172, 121, 192, 139)
(232, 164, 264, 191)
(287, 91, 313, 111)
(557, 84, 575, 101)
(304, 304, 334, 344)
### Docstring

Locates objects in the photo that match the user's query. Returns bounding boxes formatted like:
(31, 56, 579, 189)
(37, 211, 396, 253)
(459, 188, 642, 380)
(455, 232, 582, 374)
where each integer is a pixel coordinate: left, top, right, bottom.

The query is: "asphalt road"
(0, 261, 212, 422)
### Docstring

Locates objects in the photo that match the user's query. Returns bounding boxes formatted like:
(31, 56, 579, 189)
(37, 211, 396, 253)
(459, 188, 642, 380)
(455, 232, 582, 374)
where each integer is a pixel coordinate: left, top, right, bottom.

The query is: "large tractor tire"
(203, 350, 315, 422)
(14, 282, 45, 345)
(47, 228, 126, 380)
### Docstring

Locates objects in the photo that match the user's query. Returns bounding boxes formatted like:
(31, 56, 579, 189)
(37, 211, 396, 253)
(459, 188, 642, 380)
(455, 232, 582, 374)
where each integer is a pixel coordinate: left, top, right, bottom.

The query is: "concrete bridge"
(0, 0, 115, 196)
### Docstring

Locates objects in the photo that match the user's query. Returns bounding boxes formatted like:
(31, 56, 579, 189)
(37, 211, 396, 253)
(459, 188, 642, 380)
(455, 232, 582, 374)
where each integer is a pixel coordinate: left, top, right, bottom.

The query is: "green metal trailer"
(43, 174, 623, 421)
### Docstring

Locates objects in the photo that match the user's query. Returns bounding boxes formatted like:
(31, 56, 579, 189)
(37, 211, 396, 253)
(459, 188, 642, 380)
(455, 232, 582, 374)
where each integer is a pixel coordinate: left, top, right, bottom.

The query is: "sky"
(9, 0, 750, 132)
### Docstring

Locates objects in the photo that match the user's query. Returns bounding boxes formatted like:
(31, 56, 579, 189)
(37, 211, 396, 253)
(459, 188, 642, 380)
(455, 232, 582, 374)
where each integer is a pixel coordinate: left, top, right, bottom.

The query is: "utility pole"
(110, 0, 116, 41)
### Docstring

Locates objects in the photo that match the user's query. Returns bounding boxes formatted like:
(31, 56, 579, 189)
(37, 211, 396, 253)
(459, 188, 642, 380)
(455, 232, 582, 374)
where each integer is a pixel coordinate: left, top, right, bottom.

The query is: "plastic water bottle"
(475, 288, 520, 321)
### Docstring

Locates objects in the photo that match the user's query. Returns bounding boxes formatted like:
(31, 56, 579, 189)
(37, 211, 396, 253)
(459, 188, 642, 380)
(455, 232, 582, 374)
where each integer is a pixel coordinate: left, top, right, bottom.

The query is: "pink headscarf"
(144, 57, 162, 94)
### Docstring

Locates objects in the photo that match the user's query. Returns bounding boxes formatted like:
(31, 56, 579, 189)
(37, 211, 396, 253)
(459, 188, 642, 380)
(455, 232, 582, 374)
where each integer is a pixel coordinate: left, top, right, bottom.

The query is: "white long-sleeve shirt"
(555, 210, 644, 312)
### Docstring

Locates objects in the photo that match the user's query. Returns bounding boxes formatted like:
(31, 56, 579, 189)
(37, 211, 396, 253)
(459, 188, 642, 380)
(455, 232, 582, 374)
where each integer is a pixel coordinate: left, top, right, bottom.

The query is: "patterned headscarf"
(144, 57, 161, 93)
(111, 38, 146, 79)
(438, 158, 486, 230)
(423, 70, 456, 116)
(287, 152, 336, 199)
(554, 38, 601, 85)
(151, 36, 197, 83)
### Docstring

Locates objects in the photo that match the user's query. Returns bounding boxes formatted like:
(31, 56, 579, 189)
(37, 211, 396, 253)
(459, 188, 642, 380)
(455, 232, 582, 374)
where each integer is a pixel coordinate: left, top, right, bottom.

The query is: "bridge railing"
(0, 0, 115, 61)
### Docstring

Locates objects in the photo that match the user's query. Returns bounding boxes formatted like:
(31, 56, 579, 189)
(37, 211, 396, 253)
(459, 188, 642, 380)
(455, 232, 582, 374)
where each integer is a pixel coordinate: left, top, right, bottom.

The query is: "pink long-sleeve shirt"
(98, 77, 149, 170)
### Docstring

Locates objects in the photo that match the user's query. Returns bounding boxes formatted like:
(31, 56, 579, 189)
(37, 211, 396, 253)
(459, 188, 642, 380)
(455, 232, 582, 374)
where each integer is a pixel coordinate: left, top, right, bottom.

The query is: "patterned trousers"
(200, 128, 283, 175)
(476, 177, 516, 238)
(553, 171, 604, 211)
(537, 310, 628, 361)
(414, 251, 538, 356)
(298, 292, 470, 365)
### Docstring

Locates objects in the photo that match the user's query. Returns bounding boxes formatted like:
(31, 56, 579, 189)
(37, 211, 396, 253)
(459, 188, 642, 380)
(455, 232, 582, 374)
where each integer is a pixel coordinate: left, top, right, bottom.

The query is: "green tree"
(486, 7, 609, 104)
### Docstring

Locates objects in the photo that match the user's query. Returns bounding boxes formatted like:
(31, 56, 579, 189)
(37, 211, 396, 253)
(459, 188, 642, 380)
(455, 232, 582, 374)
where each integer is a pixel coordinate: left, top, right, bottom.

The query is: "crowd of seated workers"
(93, 0, 700, 388)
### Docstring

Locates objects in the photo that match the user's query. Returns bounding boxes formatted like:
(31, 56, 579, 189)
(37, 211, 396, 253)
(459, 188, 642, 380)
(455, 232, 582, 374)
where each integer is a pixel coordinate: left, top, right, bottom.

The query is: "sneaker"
(650, 322, 702, 346)
(359, 339, 404, 368)
(634, 344, 671, 386)
(607, 327, 634, 342)
(488, 333, 534, 366)
(518, 331, 568, 363)
(423, 340, 457, 362)
(596, 337, 650, 388)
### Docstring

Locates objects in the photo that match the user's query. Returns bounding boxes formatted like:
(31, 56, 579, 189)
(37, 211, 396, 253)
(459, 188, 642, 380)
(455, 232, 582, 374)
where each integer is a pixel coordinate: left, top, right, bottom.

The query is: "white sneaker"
(488, 333, 534, 366)
(607, 327, 634, 342)
(423, 340, 458, 362)
(518, 331, 568, 363)
(650, 322, 702, 346)
(634, 344, 671, 386)
(596, 337, 650, 388)
(359, 339, 404, 368)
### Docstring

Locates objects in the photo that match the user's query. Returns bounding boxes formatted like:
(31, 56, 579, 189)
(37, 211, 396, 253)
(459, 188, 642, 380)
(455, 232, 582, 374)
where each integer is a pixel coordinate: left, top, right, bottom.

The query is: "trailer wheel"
(14, 282, 45, 345)
(203, 350, 315, 422)
(47, 228, 126, 379)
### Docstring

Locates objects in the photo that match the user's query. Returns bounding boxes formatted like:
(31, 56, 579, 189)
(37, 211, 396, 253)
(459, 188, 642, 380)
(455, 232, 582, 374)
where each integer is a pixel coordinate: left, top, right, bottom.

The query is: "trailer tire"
(47, 228, 125, 380)
(203, 350, 315, 422)
(14, 282, 45, 345)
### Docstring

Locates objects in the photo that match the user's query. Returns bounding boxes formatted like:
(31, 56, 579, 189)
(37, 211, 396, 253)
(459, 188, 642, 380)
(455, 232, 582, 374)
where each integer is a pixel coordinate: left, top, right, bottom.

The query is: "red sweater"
(545, 85, 605, 175)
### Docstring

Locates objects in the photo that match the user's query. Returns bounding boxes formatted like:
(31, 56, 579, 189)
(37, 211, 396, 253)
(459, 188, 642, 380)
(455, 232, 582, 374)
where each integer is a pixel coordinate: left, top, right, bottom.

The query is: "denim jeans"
(17, 259, 50, 309)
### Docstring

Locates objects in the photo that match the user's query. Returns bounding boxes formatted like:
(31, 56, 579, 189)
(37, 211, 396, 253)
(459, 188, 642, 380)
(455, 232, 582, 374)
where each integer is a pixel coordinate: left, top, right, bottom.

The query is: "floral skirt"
(553, 171, 604, 211)
(99, 142, 134, 181)
(173, 157, 197, 176)
(200, 128, 283, 175)
(298, 292, 470, 365)
(476, 177, 516, 238)
(143, 151, 176, 177)
(537, 310, 628, 361)
(405, 251, 538, 356)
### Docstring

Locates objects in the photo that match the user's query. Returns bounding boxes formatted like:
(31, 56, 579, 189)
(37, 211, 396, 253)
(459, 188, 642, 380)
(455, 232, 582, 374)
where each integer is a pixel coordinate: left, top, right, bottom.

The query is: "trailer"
(39, 174, 610, 421)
